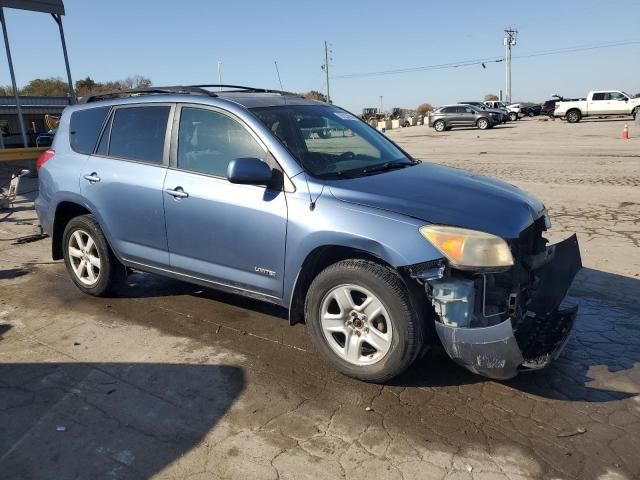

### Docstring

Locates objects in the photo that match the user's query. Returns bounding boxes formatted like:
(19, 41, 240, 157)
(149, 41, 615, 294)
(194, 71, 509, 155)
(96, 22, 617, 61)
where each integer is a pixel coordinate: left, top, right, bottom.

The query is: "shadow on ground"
(0, 363, 244, 479)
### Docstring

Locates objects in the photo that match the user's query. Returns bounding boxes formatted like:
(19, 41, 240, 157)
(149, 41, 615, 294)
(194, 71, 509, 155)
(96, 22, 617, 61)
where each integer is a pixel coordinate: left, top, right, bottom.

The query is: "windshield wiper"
(362, 161, 417, 175)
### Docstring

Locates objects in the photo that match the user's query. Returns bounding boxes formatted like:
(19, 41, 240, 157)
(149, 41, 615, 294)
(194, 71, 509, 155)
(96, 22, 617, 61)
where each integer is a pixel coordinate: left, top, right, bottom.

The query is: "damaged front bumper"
(427, 233, 582, 380)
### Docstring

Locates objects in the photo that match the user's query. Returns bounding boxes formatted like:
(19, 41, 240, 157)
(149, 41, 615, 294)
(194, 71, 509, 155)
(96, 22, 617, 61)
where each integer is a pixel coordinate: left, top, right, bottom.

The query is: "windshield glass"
(250, 105, 414, 179)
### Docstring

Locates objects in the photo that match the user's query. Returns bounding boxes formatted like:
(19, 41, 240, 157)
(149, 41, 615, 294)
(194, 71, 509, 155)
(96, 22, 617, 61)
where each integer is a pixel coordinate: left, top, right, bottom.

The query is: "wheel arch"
(287, 244, 430, 327)
(52, 201, 93, 260)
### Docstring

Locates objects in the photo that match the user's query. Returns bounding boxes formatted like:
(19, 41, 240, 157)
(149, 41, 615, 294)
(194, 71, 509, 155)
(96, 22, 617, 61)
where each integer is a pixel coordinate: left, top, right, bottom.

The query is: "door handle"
(165, 187, 189, 199)
(83, 173, 100, 183)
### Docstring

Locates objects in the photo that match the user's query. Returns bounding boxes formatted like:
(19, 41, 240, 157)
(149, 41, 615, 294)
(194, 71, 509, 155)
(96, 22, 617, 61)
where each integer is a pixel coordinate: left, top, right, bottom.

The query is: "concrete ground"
(0, 117, 639, 480)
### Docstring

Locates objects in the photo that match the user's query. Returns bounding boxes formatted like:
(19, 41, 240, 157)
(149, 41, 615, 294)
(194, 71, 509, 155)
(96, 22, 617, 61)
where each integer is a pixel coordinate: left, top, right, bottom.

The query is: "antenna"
(274, 60, 284, 90)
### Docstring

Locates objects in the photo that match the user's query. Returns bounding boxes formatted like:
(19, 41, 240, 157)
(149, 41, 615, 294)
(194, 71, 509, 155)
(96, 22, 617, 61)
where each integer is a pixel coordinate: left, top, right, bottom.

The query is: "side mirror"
(227, 157, 273, 186)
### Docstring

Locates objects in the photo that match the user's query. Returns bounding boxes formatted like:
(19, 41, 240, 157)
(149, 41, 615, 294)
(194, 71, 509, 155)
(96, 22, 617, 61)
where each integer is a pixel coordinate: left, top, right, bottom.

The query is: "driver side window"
(177, 107, 266, 177)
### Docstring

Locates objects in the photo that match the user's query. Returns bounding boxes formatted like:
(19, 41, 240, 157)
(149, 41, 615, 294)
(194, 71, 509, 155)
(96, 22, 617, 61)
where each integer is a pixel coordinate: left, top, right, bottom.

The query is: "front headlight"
(419, 225, 514, 269)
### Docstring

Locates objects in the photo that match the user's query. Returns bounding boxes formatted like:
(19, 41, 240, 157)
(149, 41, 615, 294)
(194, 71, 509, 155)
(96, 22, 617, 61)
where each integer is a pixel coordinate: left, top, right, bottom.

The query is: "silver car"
(429, 105, 499, 132)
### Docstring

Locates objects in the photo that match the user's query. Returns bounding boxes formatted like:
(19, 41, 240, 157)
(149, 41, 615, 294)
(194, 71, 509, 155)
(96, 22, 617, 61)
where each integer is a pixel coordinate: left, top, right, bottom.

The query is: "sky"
(0, 0, 638, 113)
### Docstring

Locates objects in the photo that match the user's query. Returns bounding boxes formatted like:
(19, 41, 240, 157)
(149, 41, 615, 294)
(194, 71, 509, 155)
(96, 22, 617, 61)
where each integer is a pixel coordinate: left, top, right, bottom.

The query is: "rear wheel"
(566, 109, 582, 123)
(477, 118, 490, 130)
(433, 120, 446, 132)
(508, 112, 518, 122)
(633, 108, 637, 120)
(305, 260, 422, 383)
(63, 215, 126, 296)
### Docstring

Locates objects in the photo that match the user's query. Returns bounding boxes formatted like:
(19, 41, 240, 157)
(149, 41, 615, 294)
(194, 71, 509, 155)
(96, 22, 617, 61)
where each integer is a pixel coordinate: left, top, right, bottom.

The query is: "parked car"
(521, 105, 541, 117)
(35, 85, 582, 382)
(429, 105, 500, 132)
(458, 101, 508, 123)
(484, 101, 522, 121)
(554, 90, 640, 123)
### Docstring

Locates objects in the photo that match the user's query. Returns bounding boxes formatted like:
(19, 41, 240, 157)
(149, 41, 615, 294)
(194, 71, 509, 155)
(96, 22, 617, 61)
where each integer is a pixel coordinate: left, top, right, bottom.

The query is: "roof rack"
(191, 84, 302, 97)
(79, 86, 216, 104)
(78, 84, 304, 104)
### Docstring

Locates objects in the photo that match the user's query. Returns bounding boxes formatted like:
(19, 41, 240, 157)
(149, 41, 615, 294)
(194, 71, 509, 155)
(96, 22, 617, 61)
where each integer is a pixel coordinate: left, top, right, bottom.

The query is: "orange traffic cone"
(621, 123, 629, 140)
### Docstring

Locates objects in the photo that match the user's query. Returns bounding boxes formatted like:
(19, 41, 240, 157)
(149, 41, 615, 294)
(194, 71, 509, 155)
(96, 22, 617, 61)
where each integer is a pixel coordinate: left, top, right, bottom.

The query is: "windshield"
(250, 104, 414, 179)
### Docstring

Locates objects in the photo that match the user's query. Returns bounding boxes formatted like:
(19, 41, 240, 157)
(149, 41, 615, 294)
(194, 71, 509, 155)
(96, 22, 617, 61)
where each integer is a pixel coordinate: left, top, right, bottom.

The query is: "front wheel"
(304, 260, 423, 383)
(477, 118, 490, 130)
(633, 108, 637, 120)
(433, 120, 446, 132)
(63, 214, 127, 296)
(508, 112, 518, 121)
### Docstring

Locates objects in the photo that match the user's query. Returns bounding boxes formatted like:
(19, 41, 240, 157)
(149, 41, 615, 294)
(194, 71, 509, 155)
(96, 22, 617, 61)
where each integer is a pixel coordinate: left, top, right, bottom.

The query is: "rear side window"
(592, 93, 606, 101)
(109, 106, 170, 163)
(69, 107, 110, 154)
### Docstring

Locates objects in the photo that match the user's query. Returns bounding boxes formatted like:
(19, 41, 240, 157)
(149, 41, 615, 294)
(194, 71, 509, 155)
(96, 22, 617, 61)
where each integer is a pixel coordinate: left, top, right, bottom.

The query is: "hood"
(327, 163, 544, 239)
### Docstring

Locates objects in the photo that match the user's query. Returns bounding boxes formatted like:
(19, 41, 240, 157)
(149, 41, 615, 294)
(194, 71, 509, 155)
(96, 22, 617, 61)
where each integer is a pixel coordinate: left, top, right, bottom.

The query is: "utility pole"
(322, 41, 331, 104)
(379, 96, 383, 115)
(503, 26, 517, 104)
(217, 60, 222, 89)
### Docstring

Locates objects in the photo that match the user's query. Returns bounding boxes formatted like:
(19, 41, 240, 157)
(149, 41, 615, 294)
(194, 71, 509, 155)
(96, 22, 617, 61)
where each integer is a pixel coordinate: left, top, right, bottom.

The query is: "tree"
(416, 103, 433, 116)
(304, 90, 327, 102)
(0, 85, 15, 96)
(484, 93, 499, 101)
(121, 75, 152, 89)
(20, 77, 69, 96)
(75, 76, 97, 97)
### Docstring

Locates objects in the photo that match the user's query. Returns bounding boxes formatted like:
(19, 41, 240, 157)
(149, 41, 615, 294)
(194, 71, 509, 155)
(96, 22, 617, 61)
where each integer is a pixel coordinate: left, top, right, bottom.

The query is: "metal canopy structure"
(0, 0, 73, 148)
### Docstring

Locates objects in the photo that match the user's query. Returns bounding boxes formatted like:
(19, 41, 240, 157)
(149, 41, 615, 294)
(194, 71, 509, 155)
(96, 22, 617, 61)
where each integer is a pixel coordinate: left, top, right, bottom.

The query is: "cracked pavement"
(1, 118, 639, 479)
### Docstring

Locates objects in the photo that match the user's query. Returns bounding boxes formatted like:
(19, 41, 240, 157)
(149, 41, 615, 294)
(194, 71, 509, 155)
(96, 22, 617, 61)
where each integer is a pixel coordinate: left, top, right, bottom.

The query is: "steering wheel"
(338, 151, 355, 160)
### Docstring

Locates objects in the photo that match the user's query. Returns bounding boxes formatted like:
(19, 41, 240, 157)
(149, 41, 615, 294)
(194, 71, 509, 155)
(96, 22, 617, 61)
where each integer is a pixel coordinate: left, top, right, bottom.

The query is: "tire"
(508, 112, 518, 122)
(433, 120, 446, 132)
(477, 118, 489, 130)
(633, 108, 637, 120)
(566, 110, 581, 123)
(528, 111, 535, 117)
(304, 259, 423, 383)
(63, 214, 127, 296)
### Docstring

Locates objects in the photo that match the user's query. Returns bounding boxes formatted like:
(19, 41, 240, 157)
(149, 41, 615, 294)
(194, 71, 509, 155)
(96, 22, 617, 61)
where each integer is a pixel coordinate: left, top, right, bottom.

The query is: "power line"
(332, 39, 640, 79)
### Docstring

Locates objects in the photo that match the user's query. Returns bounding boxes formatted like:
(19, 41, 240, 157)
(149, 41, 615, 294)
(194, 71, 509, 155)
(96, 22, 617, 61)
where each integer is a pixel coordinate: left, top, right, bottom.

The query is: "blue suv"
(35, 85, 582, 382)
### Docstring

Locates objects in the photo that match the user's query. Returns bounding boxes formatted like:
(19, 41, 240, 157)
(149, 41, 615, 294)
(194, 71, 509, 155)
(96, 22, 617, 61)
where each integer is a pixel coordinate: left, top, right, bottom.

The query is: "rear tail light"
(36, 149, 55, 172)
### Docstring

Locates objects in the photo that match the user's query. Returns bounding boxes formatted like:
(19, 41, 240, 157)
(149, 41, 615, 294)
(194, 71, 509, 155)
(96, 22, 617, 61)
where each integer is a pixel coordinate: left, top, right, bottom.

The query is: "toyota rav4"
(35, 85, 582, 383)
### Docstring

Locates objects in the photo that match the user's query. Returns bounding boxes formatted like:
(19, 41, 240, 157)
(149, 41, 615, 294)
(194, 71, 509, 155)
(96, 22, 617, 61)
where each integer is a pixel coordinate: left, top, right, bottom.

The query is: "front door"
(80, 104, 172, 267)
(163, 105, 288, 299)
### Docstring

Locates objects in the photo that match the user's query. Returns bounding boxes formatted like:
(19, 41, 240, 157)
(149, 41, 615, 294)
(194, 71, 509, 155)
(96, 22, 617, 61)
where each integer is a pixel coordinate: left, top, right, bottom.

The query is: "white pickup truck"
(554, 90, 639, 123)
(484, 101, 522, 121)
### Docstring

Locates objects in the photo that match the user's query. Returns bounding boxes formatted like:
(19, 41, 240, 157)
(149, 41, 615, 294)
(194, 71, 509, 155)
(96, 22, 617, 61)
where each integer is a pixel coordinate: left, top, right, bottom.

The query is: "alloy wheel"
(320, 284, 393, 366)
(68, 229, 101, 286)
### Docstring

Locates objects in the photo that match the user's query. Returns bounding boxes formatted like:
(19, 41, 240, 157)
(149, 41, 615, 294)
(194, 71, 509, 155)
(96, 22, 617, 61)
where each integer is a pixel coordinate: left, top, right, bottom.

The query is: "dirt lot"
(1, 117, 639, 480)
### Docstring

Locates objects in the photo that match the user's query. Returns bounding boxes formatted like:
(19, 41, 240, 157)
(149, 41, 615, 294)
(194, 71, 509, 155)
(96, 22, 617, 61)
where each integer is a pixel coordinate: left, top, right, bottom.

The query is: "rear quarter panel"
(35, 108, 89, 235)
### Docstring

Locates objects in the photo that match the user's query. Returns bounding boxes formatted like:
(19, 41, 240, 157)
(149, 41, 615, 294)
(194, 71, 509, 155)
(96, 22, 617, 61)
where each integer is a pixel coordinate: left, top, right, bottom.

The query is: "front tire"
(304, 260, 423, 383)
(566, 109, 582, 123)
(477, 118, 490, 130)
(63, 214, 126, 296)
(433, 120, 446, 132)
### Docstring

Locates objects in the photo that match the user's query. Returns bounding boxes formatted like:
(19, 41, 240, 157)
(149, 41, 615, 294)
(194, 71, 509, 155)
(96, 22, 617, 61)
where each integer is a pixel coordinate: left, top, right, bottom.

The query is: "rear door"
(588, 92, 609, 114)
(80, 104, 173, 267)
(162, 104, 288, 298)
